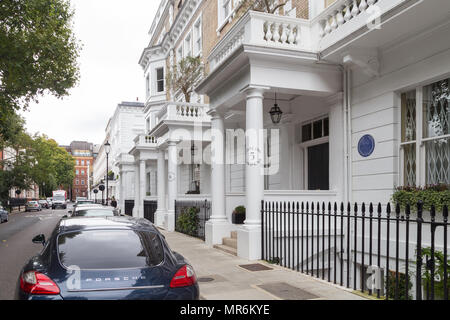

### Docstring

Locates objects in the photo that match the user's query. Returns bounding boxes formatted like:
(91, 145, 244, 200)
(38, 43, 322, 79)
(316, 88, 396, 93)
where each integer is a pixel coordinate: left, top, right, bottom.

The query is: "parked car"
(0, 205, 8, 223)
(38, 200, 49, 209)
(25, 201, 42, 212)
(16, 216, 199, 300)
(68, 206, 120, 218)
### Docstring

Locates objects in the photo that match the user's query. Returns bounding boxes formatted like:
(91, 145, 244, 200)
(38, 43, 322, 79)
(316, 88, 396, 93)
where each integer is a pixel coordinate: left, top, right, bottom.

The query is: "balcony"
(156, 102, 211, 123)
(312, 0, 421, 54)
(209, 10, 311, 72)
(133, 134, 158, 148)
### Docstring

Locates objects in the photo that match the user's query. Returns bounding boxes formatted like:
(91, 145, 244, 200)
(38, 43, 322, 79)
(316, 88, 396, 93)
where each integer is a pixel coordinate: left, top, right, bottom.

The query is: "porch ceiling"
(197, 44, 342, 112)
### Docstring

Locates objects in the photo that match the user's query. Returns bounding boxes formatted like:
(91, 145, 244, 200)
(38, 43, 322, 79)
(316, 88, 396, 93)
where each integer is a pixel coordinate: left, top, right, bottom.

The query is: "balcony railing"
(156, 102, 211, 123)
(209, 11, 311, 72)
(312, 0, 409, 49)
(134, 134, 158, 148)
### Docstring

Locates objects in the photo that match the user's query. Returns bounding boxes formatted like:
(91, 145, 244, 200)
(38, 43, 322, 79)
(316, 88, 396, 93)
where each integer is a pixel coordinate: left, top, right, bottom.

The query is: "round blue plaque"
(358, 135, 375, 157)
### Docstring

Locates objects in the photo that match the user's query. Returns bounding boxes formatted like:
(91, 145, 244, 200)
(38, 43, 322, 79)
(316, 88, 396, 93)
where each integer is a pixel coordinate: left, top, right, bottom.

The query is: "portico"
(196, 12, 345, 259)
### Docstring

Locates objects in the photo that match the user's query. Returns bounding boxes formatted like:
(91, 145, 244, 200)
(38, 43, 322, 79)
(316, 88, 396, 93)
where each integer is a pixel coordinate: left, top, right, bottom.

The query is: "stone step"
(231, 231, 237, 239)
(214, 244, 237, 256)
(223, 237, 237, 249)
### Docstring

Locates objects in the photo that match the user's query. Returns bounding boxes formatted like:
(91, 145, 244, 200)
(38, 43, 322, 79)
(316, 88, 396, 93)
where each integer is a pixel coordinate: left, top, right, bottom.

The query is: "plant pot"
(232, 212, 245, 224)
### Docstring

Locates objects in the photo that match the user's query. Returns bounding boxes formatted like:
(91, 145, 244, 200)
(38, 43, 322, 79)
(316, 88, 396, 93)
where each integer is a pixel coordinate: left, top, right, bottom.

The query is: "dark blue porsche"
(16, 216, 199, 300)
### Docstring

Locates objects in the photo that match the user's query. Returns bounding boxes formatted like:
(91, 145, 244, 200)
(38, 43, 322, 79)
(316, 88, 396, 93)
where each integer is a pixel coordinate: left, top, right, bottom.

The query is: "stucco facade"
(126, 0, 450, 265)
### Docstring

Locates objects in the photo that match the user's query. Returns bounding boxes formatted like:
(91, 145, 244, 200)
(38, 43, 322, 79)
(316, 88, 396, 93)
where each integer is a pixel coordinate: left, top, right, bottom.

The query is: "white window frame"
(193, 16, 202, 57)
(399, 80, 450, 187)
(184, 31, 192, 58)
(217, 0, 233, 32)
(298, 115, 330, 190)
(284, 0, 296, 17)
(176, 45, 183, 64)
(156, 67, 165, 93)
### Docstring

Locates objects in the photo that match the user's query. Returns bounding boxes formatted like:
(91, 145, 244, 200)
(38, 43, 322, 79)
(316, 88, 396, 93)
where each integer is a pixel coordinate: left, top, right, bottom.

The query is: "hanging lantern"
(269, 92, 283, 124)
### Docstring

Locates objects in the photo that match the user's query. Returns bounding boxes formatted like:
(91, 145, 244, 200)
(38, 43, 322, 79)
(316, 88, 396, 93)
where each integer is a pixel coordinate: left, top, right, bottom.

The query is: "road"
(0, 205, 71, 300)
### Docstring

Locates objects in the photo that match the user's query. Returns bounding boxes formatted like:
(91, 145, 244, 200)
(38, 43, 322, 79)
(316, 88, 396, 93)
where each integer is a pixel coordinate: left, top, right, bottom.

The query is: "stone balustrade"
(209, 11, 310, 72)
(156, 102, 211, 123)
(317, 0, 380, 39)
(134, 134, 158, 147)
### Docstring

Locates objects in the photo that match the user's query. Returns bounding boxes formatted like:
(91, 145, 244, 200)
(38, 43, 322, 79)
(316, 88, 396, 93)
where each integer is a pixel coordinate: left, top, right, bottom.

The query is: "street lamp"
(104, 140, 111, 206)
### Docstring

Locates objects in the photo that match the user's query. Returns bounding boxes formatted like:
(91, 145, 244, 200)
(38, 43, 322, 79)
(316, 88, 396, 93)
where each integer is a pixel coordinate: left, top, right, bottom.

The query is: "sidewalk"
(161, 230, 366, 300)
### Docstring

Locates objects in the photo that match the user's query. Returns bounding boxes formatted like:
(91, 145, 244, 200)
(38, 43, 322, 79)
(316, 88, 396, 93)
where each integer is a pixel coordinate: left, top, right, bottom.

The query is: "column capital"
(207, 108, 226, 120)
(167, 140, 178, 147)
(240, 85, 270, 99)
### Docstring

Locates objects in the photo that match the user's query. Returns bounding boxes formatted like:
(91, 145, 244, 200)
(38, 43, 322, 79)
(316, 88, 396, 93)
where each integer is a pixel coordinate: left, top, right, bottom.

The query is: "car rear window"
(57, 230, 164, 269)
(73, 209, 115, 217)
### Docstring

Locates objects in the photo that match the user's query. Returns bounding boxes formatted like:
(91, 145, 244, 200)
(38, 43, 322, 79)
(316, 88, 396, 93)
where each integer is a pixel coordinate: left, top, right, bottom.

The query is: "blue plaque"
(358, 135, 375, 157)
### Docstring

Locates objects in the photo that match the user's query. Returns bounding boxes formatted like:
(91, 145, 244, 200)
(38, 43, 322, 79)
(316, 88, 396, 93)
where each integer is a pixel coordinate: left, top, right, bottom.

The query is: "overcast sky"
(20, 0, 160, 146)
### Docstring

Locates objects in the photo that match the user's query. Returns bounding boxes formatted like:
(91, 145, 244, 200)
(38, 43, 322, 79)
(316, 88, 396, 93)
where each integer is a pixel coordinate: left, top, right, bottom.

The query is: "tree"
(166, 56, 204, 103)
(0, 130, 36, 202)
(0, 0, 81, 137)
(0, 132, 75, 201)
(29, 135, 75, 197)
(240, 0, 290, 14)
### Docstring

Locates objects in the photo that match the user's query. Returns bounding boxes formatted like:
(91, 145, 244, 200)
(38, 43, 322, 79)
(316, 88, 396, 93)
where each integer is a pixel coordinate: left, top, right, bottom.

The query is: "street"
(0, 205, 71, 300)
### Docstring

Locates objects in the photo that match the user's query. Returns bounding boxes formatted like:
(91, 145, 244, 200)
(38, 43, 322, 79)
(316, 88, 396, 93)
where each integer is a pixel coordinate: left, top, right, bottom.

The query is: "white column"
(132, 161, 140, 217)
(155, 148, 166, 227)
(139, 159, 146, 218)
(205, 110, 232, 247)
(238, 87, 266, 260)
(166, 141, 178, 231)
(119, 169, 127, 214)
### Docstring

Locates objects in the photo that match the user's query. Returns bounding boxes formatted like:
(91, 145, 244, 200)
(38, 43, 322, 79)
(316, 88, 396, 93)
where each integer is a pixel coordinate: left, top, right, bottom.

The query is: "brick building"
(62, 141, 95, 201)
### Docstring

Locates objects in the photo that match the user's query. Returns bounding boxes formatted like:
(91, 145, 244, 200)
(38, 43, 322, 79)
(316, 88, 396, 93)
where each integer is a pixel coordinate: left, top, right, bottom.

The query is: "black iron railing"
(261, 201, 449, 300)
(175, 200, 211, 241)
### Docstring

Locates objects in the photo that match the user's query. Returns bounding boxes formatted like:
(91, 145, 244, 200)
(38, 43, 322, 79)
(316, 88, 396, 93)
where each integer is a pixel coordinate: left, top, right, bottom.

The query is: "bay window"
(400, 78, 449, 186)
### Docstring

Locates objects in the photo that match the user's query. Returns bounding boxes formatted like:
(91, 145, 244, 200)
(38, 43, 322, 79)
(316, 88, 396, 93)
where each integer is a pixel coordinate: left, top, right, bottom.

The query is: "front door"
(308, 143, 329, 190)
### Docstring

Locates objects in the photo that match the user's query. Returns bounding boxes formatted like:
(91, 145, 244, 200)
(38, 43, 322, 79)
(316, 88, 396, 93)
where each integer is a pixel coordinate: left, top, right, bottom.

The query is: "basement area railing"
(261, 200, 449, 300)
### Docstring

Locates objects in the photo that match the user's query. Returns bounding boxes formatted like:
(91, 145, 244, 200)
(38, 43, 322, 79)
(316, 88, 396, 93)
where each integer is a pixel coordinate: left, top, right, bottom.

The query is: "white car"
(26, 201, 42, 212)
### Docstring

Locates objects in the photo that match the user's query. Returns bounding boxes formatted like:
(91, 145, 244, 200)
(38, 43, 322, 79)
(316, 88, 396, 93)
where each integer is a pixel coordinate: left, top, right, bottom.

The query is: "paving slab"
(161, 230, 366, 300)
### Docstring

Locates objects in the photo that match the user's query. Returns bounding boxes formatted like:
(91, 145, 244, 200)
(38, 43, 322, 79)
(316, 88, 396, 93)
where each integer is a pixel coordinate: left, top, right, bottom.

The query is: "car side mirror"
(62, 215, 68, 218)
(32, 234, 46, 246)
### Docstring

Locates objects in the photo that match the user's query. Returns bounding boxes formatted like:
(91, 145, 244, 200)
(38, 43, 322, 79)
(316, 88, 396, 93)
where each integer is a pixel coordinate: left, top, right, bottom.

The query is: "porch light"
(269, 93, 283, 124)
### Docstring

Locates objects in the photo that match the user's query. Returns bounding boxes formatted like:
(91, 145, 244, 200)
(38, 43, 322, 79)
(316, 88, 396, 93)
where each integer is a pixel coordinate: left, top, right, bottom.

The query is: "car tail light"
(170, 265, 197, 288)
(20, 271, 60, 295)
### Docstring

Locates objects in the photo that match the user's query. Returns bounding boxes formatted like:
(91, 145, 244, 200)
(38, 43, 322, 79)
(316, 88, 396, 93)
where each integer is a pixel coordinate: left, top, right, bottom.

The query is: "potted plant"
(232, 206, 246, 224)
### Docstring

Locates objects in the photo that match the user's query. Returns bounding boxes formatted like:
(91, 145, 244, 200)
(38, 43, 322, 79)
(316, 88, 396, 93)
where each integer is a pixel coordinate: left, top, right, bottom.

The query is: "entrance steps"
(214, 231, 237, 256)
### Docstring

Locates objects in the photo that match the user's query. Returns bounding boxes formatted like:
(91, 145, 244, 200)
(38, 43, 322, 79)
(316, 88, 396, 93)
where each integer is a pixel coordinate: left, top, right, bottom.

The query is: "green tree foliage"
(30, 135, 75, 197)
(166, 56, 204, 103)
(0, 0, 81, 138)
(0, 131, 75, 201)
(0, 129, 35, 201)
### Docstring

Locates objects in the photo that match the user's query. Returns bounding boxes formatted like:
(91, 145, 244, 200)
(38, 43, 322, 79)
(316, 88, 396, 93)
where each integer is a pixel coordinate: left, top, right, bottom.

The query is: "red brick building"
(62, 141, 95, 201)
